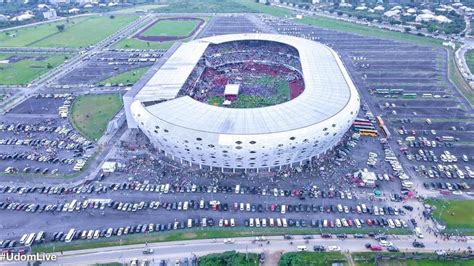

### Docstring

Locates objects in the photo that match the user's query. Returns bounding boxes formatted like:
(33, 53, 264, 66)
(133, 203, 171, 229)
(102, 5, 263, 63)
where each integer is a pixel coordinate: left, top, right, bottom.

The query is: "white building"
(43, 9, 57, 20)
(127, 34, 360, 170)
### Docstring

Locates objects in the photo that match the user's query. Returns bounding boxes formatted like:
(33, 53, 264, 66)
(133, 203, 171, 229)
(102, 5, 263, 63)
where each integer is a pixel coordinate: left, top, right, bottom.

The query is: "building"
(43, 9, 57, 20)
(126, 34, 360, 171)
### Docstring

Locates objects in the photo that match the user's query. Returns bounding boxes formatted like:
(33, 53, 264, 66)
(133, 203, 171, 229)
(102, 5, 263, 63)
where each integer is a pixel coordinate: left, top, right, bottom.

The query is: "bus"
(24, 233, 36, 247)
(68, 199, 77, 212)
(375, 89, 389, 94)
(390, 89, 404, 94)
(442, 136, 455, 142)
(359, 129, 378, 137)
(376, 116, 385, 127)
(353, 121, 373, 127)
(381, 125, 391, 139)
(422, 93, 433, 98)
(65, 228, 76, 243)
(402, 93, 417, 99)
(353, 125, 376, 131)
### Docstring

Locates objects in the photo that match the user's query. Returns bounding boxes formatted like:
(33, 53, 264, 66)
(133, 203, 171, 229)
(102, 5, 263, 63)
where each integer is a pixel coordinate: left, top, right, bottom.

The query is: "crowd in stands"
(178, 40, 305, 105)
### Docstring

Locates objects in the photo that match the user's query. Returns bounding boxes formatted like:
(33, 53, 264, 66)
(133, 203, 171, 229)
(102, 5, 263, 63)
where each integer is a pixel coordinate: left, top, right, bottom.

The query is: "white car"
(379, 240, 393, 247)
(327, 245, 341, 251)
(223, 238, 235, 244)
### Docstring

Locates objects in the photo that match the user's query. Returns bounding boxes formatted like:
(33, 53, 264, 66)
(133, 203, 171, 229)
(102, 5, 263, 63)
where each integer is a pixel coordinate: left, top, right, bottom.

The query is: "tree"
(110, 15, 115, 19)
(56, 24, 65, 32)
(46, 63, 53, 69)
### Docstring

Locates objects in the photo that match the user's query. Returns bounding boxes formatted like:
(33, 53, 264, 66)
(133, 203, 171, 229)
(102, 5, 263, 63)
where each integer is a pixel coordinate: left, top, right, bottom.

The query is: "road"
(4, 235, 471, 265)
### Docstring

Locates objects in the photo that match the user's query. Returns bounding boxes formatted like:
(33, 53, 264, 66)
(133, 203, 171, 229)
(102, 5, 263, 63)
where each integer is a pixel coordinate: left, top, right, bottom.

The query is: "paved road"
(4, 235, 471, 265)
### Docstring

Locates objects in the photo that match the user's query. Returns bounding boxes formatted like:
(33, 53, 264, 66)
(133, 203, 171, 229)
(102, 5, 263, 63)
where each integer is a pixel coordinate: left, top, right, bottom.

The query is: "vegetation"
(155, 0, 256, 13)
(142, 19, 201, 37)
(98, 66, 150, 86)
(0, 54, 66, 85)
(199, 251, 259, 266)
(32, 227, 409, 253)
(0, 15, 137, 48)
(279, 252, 347, 266)
(208, 76, 290, 108)
(449, 49, 474, 107)
(70, 94, 123, 140)
(465, 49, 474, 74)
(425, 199, 474, 234)
(114, 38, 174, 50)
(352, 252, 474, 266)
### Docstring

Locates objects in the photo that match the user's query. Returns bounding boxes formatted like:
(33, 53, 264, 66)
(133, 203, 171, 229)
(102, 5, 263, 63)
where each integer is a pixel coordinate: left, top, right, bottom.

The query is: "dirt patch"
(133, 17, 204, 42)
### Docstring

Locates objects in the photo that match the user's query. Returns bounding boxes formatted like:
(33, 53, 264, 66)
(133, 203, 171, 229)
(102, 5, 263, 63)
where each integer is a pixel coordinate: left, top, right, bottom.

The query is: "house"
(224, 84, 240, 101)
(43, 9, 57, 20)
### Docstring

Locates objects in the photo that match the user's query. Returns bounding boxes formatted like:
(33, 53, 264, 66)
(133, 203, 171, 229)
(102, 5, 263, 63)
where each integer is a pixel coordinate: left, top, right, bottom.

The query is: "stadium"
(125, 33, 360, 170)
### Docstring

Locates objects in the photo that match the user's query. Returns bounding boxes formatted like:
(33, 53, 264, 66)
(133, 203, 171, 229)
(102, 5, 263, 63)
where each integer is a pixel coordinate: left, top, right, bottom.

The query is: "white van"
(401, 181, 414, 188)
(201, 218, 207, 227)
(261, 218, 267, 227)
(276, 218, 282, 227)
(281, 205, 286, 214)
(249, 218, 254, 227)
(354, 219, 361, 228)
(255, 218, 261, 227)
(235, 185, 240, 194)
(388, 219, 395, 228)
(282, 218, 288, 227)
(187, 219, 193, 228)
(269, 218, 274, 227)
(415, 227, 424, 238)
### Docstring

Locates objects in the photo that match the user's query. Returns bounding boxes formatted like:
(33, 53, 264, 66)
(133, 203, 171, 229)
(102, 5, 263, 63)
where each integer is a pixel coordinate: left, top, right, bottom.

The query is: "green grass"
(353, 252, 474, 266)
(142, 19, 200, 37)
(208, 76, 290, 108)
(449, 50, 474, 107)
(113, 38, 174, 50)
(31, 227, 409, 254)
(237, 0, 443, 47)
(199, 251, 259, 266)
(156, 0, 255, 13)
(425, 199, 474, 234)
(98, 66, 150, 86)
(464, 50, 474, 74)
(111, 4, 166, 14)
(0, 15, 137, 48)
(70, 94, 123, 141)
(279, 252, 347, 266)
(0, 53, 66, 85)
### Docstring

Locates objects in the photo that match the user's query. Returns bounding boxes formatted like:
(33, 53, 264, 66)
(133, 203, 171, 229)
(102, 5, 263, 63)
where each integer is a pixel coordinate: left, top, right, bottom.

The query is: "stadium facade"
(125, 34, 360, 170)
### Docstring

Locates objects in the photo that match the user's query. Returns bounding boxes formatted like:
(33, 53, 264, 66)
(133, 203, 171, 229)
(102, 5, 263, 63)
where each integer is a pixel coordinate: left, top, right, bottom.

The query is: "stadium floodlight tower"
(127, 33, 360, 171)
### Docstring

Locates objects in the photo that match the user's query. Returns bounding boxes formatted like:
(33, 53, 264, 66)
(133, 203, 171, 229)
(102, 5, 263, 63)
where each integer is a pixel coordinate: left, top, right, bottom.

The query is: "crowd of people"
(177, 40, 305, 106)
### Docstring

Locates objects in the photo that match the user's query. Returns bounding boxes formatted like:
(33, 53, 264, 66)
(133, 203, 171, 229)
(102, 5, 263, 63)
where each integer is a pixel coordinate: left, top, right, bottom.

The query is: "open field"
(0, 15, 137, 48)
(98, 66, 150, 86)
(0, 53, 66, 85)
(425, 199, 474, 233)
(155, 0, 255, 13)
(449, 50, 474, 106)
(142, 19, 200, 37)
(465, 49, 474, 74)
(199, 251, 259, 266)
(111, 4, 166, 14)
(70, 94, 123, 140)
(31, 227, 410, 254)
(279, 251, 347, 266)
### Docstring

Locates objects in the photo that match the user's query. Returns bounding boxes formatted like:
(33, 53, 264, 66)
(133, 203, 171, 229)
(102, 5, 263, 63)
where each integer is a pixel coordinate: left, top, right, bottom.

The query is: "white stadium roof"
(136, 33, 357, 135)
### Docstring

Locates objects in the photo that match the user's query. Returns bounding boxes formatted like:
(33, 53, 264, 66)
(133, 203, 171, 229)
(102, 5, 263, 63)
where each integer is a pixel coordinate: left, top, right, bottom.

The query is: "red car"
(371, 245, 382, 251)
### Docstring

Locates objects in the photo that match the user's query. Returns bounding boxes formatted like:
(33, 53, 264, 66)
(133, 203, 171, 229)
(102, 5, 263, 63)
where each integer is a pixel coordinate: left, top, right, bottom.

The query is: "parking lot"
(53, 50, 163, 86)
(0, 94, 95, 176)
(0, 13, 472, 256)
